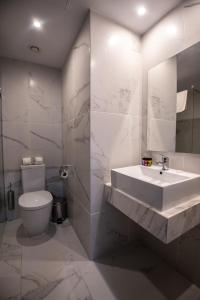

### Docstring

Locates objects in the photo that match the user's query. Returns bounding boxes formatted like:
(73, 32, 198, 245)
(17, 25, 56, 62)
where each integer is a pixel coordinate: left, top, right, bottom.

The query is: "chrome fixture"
(30, 45, 40, 53)
(59, 165, 89, 201)
(156, 155, 169, 171)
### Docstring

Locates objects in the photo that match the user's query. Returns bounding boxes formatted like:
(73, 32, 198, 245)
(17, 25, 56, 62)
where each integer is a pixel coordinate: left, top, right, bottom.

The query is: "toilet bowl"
(19, 191, 53, 236)
(19, 164, 53, 236)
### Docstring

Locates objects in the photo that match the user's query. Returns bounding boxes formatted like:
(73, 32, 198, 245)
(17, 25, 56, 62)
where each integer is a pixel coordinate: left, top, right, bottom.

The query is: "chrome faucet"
(156, 155, 169, 171)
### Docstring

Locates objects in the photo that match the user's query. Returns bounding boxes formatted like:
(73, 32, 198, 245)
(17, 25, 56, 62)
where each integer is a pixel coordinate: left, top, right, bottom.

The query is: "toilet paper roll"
(22, 157, 32, 165)
(34, 156, 44, 165)
(60, 169, 69, 180)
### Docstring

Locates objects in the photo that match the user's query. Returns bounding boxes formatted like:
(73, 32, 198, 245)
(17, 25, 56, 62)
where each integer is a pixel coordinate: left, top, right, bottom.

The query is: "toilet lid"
(19, 191, 53, 211)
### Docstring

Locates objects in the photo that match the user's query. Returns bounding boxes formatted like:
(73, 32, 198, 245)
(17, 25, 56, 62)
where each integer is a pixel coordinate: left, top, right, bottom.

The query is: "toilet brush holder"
(7, 183, 15, 211)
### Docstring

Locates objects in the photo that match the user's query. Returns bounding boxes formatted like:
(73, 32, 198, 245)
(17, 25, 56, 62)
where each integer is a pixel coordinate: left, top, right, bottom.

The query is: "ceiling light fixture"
(137, 5, 147, 16)
(33, 19, 42, 29)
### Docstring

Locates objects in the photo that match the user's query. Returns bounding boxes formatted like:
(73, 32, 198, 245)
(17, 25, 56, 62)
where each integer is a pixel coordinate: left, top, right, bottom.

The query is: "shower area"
(176, 87, 200, 154)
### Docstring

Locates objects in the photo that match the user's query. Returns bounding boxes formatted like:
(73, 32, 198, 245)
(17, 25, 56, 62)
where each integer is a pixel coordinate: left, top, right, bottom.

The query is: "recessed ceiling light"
(33, 19, 42, 29)
(137, 6, 147, 16)
(30, 45, 40, 53)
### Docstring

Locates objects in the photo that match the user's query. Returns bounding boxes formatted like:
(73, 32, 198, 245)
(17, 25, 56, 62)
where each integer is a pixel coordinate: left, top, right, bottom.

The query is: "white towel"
(176, 90, 188, 113)
(34, 156, 44, 165)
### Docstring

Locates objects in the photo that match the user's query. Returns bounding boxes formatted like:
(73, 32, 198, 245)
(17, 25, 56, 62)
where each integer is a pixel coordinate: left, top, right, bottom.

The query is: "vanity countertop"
(105, 183, 200, 243)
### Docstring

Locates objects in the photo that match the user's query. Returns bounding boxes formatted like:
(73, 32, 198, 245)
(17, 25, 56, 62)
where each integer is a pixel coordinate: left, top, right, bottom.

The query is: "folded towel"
(22, 157, 32, 165)
(176, 90, 188, 113)
(34, 156, 44, 165)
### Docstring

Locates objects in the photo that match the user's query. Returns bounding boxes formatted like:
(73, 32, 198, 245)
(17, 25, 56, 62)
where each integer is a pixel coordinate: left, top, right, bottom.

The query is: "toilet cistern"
(19, 164, 53, 236)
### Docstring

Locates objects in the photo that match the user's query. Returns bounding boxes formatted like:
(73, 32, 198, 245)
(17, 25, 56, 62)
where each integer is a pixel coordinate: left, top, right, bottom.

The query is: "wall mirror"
(147, 41, 200, 154)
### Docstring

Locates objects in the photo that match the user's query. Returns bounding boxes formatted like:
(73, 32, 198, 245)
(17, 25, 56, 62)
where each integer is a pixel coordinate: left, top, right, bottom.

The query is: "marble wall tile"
(0, 244, 21, 299)
(91, 112, 137, 170)
(30, 123, 63, 168)
(46, 167, 64, 198)
(4, 170, 22, 221)
(67, 193, 91, 256)
(0, 58, 62, 125)
(62, 16, 91, 255)
(0, 58, 63, 220)
(62, 17, 90, 124)
(28, 69, 62, 125)
(183, 155, 200, 174)
(3, 121, 30, 171)
(63, 12, 142, 259)
(0, 58, 29, 123)
(89, 12, 142, 258)
(91, 112, 140, 213)
(142, 4, 185, 70)
(90, 12, 141, 116)
(90, 202, 132, 259)
(0, 219, 22, 299)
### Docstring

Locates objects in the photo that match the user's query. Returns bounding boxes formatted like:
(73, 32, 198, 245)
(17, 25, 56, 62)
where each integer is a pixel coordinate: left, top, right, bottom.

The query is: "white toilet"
(19, 164, 53, 236)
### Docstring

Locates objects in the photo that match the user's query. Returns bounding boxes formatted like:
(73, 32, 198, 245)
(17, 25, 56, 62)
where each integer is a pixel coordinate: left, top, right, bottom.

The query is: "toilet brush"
(7, 183, 15, 211)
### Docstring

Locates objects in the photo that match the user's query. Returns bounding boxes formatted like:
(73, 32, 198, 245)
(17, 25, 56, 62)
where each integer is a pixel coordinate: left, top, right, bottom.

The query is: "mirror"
(147, 41, 200, 154)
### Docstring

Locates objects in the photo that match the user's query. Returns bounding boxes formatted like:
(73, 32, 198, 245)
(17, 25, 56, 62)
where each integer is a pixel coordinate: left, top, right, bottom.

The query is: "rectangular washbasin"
(111, 165, 200, 211)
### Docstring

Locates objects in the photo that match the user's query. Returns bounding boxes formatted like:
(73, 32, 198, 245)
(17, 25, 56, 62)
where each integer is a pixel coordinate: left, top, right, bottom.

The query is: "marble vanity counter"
(105, 183, 200, 243)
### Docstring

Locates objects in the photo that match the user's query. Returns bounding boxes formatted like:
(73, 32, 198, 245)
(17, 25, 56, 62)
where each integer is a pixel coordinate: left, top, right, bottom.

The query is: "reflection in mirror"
(147, 41, 200, 155)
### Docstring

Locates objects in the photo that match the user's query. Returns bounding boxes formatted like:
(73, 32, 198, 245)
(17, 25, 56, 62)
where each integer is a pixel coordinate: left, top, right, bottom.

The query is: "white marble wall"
(62, 16, 91, 254)
(90, 12, 142, 258)
(0, 58, 63, 220)
(62, 13, 142, 259)
(142, 0, 200, 287)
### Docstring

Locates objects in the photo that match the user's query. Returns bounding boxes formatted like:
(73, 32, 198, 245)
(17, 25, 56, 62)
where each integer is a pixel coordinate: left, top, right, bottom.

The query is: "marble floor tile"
(0, 239, 22, 300)
(0, 219, 200, 300)
(2, 219, 22, 246)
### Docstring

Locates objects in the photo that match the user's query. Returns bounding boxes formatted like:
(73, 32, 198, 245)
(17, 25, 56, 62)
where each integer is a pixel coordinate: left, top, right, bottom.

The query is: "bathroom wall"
(141, 0, 200, 286)
(62, 16, 91, 254)
(90, 12, 142, 258)
(0, 58, 63, 220)
(62, 12, 142, 258)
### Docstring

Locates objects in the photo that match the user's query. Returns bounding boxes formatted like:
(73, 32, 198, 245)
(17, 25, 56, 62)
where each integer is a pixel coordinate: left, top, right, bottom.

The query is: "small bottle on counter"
(142, 157, 152, 167)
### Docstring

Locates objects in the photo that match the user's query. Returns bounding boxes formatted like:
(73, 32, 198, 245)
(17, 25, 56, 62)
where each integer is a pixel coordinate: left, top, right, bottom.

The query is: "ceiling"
(0, 0, 184, 68)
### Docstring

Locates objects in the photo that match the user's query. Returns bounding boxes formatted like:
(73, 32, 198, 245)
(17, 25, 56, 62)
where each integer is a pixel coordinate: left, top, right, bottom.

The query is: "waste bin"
(52, 197, 67, 224)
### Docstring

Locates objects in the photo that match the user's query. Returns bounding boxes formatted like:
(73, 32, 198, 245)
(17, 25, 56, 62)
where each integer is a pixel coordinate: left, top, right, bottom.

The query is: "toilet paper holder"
(59, 165, 73, 180)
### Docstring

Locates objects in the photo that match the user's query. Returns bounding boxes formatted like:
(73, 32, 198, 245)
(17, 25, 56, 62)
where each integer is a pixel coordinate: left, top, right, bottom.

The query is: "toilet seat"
(19, 191, 53, 211)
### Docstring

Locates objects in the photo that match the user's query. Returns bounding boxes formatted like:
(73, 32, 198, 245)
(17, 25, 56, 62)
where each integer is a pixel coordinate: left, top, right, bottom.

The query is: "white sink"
(111, 165, 200, 211)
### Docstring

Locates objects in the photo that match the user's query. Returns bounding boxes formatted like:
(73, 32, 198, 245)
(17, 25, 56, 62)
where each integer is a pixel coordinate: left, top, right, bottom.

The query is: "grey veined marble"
(1, 219, 200, 300)
(106, 183, 200, 243)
